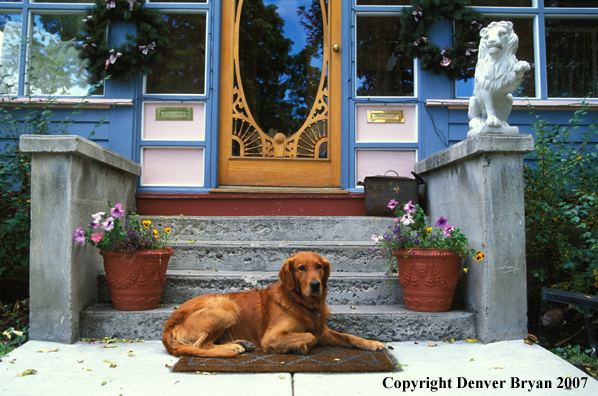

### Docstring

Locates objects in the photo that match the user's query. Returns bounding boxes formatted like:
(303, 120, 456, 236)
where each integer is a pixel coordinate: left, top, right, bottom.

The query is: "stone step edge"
(168, 241, 375, 247)
(82, 303, 472, 317)
(79, 304, 477, 342)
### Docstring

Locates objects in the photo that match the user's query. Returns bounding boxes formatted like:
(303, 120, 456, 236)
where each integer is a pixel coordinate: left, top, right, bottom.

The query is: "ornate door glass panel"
(232, 0, 329, 159)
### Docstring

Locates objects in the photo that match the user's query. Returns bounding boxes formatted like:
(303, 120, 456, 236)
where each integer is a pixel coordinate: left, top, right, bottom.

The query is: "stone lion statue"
(468, 21, 530, 136)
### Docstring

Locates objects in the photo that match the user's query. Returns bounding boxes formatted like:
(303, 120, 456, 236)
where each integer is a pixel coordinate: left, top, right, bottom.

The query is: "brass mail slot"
(367, 110, 405, 123)
(156, 107, 194, 121)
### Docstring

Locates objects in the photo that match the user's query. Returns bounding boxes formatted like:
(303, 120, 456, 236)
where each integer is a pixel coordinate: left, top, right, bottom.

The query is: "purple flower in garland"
(436, 216, 448, 228)
(388, 199, 399, 210)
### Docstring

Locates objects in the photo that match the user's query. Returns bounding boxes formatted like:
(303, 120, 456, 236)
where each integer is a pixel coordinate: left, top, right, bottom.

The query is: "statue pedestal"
(468, 125, 520, 137)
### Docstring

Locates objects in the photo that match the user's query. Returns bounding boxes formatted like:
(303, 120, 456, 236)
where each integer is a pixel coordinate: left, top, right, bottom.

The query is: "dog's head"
(279, 251, 331, 298)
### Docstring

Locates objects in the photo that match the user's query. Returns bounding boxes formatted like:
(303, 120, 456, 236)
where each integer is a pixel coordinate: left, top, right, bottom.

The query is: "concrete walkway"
(1, 340, 596, 395)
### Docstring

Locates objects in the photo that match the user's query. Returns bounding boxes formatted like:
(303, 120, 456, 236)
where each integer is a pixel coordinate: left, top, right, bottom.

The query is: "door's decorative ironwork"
(231, 0, 329, 159)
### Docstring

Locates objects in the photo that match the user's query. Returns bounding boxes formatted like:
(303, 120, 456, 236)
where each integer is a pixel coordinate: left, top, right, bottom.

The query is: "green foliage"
(0, 299, 29, 357)
(0, 54, 106, 277)
(73, 203, 171, 253)
(550, 345, 598, 379)
(524, 101, 598, 297)
(399, 0, 484, 80)
(78, 0, 170, 81)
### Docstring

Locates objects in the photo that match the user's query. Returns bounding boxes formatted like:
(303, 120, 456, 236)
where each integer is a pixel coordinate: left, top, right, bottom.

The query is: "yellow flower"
(426, 227, 432, 235)
(164, 227, 171, 234)
(143, 220, 151, 228)
(463, 268, 468, 274)
(475, 252, 485, 261)
(153, 229, 159, 236)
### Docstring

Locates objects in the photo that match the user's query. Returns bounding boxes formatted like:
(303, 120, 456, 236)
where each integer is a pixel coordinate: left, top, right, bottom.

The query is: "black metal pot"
(357, 171, 425, 216)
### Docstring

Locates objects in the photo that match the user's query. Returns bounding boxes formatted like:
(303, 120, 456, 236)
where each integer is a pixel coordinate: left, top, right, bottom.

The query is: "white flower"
(101, 217, 114, 232)
(91, 212, 105, 228)
(372, 234, 380, 243)
(400, 214, 414, 226)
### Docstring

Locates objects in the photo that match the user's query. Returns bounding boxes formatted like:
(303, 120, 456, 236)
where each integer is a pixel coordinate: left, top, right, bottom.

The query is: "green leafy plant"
(551, 344, 598, 379)
(524, 100, 598, 297)
(73, 203, 171, 253)
(0, 54, 106, 277)
(370, 200, 484, 275)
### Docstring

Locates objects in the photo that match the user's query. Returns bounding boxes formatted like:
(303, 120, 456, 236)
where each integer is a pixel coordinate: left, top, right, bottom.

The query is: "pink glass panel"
(143, 103, 205, 141)
(356, 150, 416, 185)
(356, 106, 417, 142)
(142, 148, 204, 186)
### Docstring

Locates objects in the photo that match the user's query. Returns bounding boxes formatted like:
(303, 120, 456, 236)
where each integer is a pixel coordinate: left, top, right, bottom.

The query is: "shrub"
(524, 101, 598, 298)
(0, 56, 105, 276)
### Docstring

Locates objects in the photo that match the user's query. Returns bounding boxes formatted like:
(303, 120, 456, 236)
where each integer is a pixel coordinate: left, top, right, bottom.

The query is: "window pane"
(148, 0, 207, 2)
(545, 0, 598, 7)
(31, 0, 94, 3)
(468, 0, 531, 6)
(545, 18, 598, 98)
(456, 18, 535, 98)
(356, 15, 414, 97)
(356, 0, 411, 5)
(146, 13, 207, 94)
(29, 14, 98, 96)
(0, 14, 22, 95)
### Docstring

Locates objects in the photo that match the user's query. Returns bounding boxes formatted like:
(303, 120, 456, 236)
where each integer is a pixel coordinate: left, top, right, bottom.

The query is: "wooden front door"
(218, 0, 341, 188)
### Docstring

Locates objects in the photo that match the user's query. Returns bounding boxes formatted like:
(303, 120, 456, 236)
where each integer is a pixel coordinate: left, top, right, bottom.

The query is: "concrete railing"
(20, 135, 141, 343)
(415, 134, 534, 343)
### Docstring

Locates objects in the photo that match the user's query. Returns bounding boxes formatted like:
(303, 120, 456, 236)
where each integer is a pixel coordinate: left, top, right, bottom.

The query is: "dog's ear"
(320, 256, 331, 289)
(279, 256, 296, 291)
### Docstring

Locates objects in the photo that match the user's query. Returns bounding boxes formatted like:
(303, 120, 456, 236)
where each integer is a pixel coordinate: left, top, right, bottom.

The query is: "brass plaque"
(156, 107, 193, 121)
(367, 110, 405, 123)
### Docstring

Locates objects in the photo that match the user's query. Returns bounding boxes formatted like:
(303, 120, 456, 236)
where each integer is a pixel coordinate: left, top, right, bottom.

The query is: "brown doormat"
(172, 347, 398, 373)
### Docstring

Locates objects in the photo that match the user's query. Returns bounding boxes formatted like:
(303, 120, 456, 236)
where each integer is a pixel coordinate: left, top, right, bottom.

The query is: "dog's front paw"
(238, 340, 256, 353)
(360, 340, 385, 351)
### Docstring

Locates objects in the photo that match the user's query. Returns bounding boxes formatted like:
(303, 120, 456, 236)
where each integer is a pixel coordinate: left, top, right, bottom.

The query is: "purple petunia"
(101, 217, 114, 232)
(442, 225, 455, 238)
(110, 203, 125, 218)
(388, 199, 399, 210)
(436, 216, 448, 228)
(403, 200, 417, 214)
(73, 227, 86, 245)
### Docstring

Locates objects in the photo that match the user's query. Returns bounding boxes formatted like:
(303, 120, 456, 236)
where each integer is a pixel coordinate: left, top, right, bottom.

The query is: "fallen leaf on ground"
(523, 334, 538, 345)
(126, 350, 135, 357)
(101, 381, 107, 386)
(103, 345, 117, 348)
(17, 369, 37, 377)
(165, 364, 171, 368)
(465, 339, 479, 343)
(39, 348, 59, 353)
(77, 360, 84, 363)
(279, 375, 285, 379)
(428, 343, 438, 347)
(493, 367, 503, 369)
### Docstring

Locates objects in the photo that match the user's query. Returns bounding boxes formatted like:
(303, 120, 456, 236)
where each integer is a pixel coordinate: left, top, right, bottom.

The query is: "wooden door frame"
(217, 0, 341, 188)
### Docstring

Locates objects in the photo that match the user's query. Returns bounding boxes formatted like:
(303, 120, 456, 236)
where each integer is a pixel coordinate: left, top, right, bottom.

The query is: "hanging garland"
(399, 0, 484, 81)
(77, 0, 169, 81)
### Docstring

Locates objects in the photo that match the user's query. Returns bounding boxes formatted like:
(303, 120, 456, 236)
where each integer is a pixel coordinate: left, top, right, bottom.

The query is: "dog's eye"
(316, 264, 322, 270)
(298, 266, 306, 271)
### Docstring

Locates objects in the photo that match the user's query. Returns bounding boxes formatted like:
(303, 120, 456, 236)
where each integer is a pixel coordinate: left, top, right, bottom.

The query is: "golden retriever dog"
(162, 251, 385, 357)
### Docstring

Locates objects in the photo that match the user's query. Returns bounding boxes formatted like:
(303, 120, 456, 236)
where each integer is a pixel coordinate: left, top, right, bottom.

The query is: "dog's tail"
(162, 296, 242, 358)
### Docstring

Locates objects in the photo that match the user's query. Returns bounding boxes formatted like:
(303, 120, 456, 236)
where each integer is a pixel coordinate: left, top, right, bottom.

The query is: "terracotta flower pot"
(394, 249, 463, 312)
(100, 247, 174, 311)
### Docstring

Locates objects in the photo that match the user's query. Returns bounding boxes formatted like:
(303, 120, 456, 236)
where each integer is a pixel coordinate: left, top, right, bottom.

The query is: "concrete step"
(133, 215, 395, 242)
(98, 270, 403, 306)
(166, 241, 386, 271)
(79, 303, 477, 342)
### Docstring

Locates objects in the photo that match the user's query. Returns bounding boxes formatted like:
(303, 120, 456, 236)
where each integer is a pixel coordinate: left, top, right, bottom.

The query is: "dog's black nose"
(310, 280, 321, 290)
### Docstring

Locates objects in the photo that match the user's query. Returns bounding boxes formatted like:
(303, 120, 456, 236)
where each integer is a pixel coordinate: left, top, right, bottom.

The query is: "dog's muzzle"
(310, 280, 321, 294)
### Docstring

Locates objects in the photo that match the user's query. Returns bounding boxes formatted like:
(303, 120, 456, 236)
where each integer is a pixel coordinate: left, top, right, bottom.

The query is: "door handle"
(333, 44, 340, 52)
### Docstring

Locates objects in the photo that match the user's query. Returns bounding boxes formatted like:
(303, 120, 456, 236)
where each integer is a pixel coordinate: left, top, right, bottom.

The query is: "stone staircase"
(79, 216, 476, 342)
